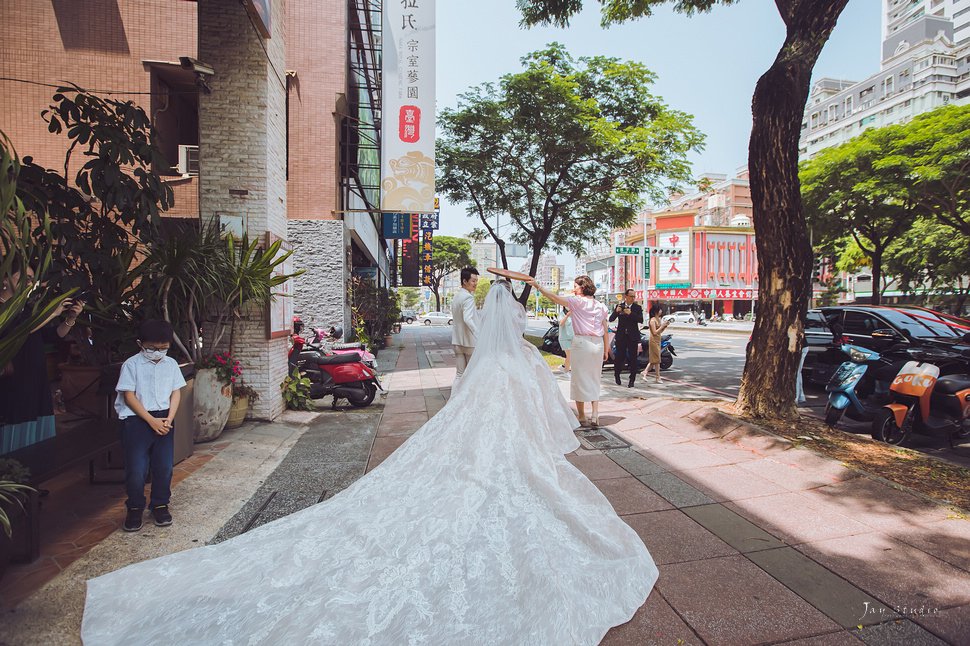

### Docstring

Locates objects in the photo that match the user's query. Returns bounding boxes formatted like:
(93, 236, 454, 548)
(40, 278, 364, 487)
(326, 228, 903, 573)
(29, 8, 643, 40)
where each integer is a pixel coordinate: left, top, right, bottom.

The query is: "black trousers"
(613, 334, 640, 383)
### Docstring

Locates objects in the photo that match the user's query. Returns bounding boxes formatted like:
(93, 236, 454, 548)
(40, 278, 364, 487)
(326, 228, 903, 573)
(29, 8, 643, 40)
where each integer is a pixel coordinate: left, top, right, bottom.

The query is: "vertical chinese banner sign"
(381, 0, 435, 213)
(401, 214, 421, 286)
(421, 229, 434, 287)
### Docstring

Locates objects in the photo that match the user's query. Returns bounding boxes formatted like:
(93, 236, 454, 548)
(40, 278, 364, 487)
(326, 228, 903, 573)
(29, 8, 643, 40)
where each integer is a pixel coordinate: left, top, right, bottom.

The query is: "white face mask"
(142, 348, 168, 363)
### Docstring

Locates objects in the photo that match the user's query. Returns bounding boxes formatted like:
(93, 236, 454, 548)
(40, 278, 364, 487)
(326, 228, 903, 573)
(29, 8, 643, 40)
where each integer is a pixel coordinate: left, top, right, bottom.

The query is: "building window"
(884, 75, 894, 96)
(844, 95, 853, 115)
(828, 105, 838, 122)
(810, 112, 819, 129)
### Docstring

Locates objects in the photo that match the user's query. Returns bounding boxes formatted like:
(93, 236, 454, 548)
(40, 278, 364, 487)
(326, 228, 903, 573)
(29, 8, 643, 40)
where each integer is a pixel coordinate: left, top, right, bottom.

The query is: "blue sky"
(434, 0, 882, 261)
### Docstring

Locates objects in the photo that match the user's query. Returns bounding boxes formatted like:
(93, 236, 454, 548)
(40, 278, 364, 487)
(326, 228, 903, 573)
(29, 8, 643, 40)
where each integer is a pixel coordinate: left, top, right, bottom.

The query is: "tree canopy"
(437, 43, 703, 303)
(801, 124, 916, 305)
(425, 236, 474, 311)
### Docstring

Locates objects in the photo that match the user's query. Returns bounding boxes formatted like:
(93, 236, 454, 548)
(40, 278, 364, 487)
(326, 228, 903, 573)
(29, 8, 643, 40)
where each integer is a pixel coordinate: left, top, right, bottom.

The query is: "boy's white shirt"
(114, 353, 186, 419)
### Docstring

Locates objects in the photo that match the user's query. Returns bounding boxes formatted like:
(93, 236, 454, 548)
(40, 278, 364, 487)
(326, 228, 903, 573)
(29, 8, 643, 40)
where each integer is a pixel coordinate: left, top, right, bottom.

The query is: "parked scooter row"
(824, 344, 970, 447)
(289, 318, 382, 409)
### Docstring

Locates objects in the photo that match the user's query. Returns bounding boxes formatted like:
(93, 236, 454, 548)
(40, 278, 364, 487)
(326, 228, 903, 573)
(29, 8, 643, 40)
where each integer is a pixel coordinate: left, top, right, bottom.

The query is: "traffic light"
(812, 256, 824, 283)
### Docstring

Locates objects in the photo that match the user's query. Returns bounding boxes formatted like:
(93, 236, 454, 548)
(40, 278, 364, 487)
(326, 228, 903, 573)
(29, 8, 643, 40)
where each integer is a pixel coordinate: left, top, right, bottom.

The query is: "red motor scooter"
(288, 337, 382, 409)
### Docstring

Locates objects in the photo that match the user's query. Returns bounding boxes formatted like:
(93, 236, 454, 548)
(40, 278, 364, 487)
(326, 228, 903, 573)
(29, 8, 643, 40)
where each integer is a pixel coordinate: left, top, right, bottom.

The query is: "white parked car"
(422, 311, 453, 326)
(662, 311, 696, 325)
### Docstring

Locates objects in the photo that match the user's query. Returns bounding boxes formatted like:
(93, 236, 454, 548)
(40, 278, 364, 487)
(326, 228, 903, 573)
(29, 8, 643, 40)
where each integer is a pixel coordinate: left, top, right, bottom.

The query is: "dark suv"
(802, 305, 970, 385)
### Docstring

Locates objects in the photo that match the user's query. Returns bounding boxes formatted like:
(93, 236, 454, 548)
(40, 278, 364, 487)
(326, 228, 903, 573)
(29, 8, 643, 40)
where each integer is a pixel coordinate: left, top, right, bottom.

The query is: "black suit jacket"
(609, 302, 643, 339)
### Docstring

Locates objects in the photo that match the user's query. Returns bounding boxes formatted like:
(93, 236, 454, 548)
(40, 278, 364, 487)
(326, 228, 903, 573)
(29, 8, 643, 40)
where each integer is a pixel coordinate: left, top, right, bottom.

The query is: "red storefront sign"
(399, 105, 421, 143)
(646, 288, 756, 300)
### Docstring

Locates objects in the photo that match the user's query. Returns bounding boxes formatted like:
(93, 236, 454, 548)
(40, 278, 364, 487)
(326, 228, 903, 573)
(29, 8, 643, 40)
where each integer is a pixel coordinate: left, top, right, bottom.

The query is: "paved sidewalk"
(3, 324, 968, 645)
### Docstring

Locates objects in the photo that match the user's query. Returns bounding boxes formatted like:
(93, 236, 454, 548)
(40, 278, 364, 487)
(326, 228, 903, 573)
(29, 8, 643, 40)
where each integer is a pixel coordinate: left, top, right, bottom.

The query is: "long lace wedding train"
(81, 282, 658, 645)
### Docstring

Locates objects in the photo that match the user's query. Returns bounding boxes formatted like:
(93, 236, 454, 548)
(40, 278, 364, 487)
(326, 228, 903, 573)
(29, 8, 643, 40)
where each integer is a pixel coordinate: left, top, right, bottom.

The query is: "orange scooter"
(872, 359, 970, 447)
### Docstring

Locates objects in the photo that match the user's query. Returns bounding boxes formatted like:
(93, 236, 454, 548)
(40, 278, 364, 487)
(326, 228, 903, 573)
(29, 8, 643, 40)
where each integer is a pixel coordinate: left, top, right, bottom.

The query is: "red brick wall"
(285, 0, 345, 221)
(0, 1, 197, 179)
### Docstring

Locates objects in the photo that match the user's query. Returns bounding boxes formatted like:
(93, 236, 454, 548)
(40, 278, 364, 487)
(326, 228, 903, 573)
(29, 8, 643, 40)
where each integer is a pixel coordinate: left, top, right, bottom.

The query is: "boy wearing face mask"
(114, 319, 186, 532)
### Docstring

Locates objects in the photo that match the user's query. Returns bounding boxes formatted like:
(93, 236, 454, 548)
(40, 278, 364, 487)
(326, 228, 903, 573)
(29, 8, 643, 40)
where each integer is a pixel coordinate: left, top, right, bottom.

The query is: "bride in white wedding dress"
(81, 280, 658, 645)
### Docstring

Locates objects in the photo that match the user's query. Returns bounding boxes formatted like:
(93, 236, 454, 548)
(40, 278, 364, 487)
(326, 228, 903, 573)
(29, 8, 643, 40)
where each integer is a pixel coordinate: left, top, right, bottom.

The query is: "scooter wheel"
(823, 403, 844, 427)
(347, 382, 377, 408)
(871, 408, 911, 446)
(660, 353, 673, 371)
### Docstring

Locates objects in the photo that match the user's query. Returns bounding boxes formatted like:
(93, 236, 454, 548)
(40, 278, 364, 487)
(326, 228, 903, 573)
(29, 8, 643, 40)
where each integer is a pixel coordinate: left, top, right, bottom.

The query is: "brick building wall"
(0, 1, 196, 182)
(199, 0, 290, 419)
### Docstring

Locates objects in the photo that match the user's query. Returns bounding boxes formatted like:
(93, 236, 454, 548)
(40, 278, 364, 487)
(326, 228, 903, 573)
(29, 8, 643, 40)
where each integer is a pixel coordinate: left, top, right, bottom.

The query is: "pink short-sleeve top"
(566, 296, 609, 336)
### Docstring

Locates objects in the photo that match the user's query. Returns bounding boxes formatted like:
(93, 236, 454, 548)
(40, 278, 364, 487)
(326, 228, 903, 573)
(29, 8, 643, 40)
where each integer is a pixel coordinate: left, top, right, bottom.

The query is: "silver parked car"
(422, 311, 452, 326)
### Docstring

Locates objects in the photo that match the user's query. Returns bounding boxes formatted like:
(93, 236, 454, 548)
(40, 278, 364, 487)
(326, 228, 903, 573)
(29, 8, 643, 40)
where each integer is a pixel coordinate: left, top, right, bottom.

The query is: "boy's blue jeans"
(121, 410, 174, 510)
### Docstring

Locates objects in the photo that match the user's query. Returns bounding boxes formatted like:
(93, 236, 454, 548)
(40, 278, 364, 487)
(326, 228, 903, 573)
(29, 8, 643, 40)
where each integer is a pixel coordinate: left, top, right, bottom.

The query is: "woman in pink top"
(529, 275, 609, 427)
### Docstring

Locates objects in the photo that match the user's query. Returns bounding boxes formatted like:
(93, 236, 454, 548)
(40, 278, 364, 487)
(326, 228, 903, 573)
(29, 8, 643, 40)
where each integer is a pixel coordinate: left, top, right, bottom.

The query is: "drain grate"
(576, 427, 629, 450)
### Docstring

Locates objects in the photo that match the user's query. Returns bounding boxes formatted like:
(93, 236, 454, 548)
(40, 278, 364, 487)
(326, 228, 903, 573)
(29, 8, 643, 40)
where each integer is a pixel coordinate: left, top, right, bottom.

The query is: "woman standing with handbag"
(530, 276, 608, 427)
(642, 305, 671, 384)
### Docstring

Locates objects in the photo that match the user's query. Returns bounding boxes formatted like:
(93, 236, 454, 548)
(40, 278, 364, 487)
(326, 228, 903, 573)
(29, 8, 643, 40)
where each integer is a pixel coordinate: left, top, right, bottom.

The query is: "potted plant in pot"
(0, 458, 38, 580)
(193, 351, 240, 442)
(226, 381, 259, 429)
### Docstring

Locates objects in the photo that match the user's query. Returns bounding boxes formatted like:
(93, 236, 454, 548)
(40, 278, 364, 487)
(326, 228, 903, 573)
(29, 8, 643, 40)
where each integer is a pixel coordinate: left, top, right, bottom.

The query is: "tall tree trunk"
(737, 0, 849, 420)
(871, 248, 883, 306)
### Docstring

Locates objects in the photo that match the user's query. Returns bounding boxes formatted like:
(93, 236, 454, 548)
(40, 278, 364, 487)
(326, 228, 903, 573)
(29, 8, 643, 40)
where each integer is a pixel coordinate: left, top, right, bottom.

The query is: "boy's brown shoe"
(151, 505, 173, 527)
(123, 508, 144, 532)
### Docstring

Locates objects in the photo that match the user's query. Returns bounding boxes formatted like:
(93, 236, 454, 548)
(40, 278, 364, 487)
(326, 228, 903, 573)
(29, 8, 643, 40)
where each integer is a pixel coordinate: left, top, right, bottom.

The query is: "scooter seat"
(936, 374, 970, 395)
(316, 352, 361, 366)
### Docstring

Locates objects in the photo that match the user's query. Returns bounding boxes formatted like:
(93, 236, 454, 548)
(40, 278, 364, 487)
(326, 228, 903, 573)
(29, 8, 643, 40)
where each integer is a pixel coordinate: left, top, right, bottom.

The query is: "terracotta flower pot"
(192, 368, 232, 443)
(225, 394, 249, 430)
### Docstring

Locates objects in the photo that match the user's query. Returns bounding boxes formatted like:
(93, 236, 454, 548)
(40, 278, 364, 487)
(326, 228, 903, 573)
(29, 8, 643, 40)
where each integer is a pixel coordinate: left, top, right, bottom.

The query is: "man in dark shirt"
(609, 289, 644, 387)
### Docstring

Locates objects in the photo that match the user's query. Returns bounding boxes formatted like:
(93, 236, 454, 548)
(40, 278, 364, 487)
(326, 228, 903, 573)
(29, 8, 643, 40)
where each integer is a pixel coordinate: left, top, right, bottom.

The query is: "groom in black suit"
(610, 289, 644, 388)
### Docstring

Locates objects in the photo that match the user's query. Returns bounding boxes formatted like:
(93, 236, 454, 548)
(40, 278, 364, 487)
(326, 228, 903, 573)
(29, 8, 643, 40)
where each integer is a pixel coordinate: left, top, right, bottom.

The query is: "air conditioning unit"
(177, 144, 200, 176)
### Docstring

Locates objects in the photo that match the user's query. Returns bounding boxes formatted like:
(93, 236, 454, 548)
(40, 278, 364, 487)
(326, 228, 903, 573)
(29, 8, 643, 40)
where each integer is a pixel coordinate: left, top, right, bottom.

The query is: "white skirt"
(570, 334, 603, 402)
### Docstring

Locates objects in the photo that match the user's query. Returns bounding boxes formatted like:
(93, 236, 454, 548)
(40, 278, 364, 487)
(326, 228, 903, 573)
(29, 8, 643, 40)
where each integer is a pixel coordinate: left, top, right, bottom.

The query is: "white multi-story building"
(471, 242, 499, 274)
(800, 9, 970, 159)
(884, 0, 970, 46)
(520, 254, 565, 290)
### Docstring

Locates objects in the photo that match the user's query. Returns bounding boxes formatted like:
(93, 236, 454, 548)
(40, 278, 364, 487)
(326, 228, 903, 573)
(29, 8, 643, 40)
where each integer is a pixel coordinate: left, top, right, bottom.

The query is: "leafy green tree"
(889, 104, 970, 236)
(801, 125, 916, 305)
(397, 287, 422, 309)
(474, 278, 492, 308)
(884, 218, 970, 314)
(517, 0, 850, 419)
(426, 236, 474, 311)
(437, 43, 703, 305)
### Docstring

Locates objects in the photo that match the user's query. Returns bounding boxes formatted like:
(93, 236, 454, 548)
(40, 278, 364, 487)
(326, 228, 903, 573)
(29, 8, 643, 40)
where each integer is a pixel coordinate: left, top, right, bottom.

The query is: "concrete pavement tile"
(693, 437, 762, 464)
(913, 603, 970, 645)
(776, 631, 865, 645)
(797, 533, 970, 611)
(376, 411, 428, 436)
(601, 592, 704, 646)
(737, 456, 851, 492)
(645, 441, 735, 471)
(658, 554, 840, 644)
(595, 477, 675, 515)
(688, 406, 745, 438)
(608, 415, 666, 434)
(799, 477, 953, 534)
(747, 547, 896, 628)
(654, 416, 728, 441)
(676, 463, 789, 503)
(623, 509, 737, 565)
(852, 619, 951, 645)
(366, 435, 408, 472)
(724, 492, 874, 544)
(565, 453, 629, 480)
(605, 448, 668, 476)
(682, 504, 786, 553)
(722, 423, 794, 455)
(775, 448, 859, 481)
(636, 473, 716, 508)
(382, 396, 428, 414)
(889, 518, 970, 574)
(619, 425, 693, 449)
